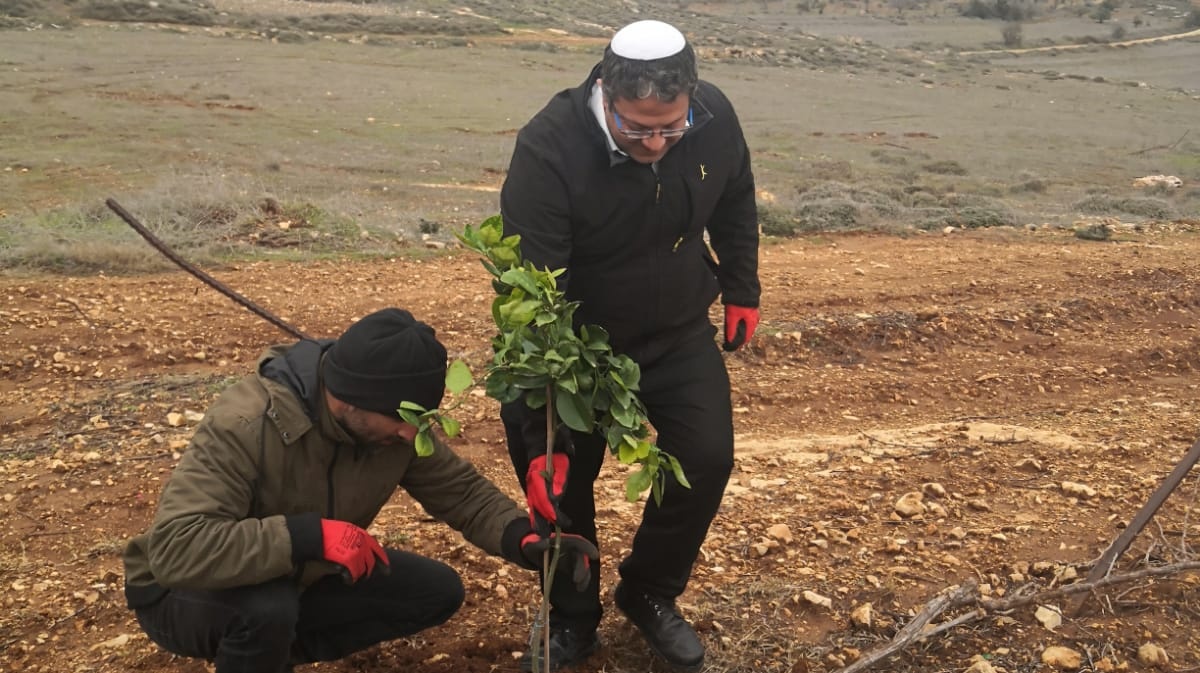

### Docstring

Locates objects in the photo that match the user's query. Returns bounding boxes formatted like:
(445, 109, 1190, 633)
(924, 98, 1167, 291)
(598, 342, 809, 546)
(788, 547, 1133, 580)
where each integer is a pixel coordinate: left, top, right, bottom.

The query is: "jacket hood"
(259, 339, 335, 421)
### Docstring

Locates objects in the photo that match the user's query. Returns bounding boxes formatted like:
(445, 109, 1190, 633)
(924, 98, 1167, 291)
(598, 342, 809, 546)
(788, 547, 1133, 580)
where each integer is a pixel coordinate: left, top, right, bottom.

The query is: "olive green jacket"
(123, 341, 527, 607)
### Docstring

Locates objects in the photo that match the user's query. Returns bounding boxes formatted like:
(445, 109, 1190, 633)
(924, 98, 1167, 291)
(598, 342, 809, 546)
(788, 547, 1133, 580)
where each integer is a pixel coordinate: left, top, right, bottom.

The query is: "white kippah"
(610, 20, 686, 61)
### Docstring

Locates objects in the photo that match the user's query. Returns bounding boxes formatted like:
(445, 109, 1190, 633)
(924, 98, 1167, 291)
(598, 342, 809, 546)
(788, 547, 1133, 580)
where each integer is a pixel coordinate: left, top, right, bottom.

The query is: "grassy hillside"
(1, 0, 1198, 272)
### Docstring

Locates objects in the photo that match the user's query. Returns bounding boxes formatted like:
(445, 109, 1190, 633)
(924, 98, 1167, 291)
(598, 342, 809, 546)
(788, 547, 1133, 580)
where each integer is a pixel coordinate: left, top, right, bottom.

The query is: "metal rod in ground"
(105, 197, 312, 341)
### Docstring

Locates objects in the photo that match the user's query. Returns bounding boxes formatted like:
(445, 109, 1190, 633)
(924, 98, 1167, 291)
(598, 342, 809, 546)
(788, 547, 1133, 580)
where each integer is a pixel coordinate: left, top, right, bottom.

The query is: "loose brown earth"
(3, 225, 1200, 673)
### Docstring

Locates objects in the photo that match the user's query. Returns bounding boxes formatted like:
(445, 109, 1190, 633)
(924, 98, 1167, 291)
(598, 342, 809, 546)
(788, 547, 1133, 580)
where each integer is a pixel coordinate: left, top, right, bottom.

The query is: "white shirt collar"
(588, 80, 629, 164)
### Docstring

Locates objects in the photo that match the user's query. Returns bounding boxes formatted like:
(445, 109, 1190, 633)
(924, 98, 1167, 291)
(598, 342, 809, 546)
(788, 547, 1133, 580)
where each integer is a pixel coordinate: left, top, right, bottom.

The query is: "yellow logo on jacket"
(699, 164, 708, 181)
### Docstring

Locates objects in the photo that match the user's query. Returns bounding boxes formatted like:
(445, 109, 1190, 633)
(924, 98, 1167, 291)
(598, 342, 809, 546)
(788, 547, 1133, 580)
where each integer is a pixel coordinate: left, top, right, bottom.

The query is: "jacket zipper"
(325, 444, 340, 518)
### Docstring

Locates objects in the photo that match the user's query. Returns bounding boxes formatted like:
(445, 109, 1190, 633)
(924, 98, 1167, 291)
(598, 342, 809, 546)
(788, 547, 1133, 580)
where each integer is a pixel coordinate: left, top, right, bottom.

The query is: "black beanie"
(322, 308, 448, 416)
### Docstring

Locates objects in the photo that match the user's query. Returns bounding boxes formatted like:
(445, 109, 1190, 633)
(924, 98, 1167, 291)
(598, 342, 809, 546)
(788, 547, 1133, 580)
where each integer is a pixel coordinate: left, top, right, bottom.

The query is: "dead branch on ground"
(835, 560, 1200, 673)
(1128, 129, 1189, 156)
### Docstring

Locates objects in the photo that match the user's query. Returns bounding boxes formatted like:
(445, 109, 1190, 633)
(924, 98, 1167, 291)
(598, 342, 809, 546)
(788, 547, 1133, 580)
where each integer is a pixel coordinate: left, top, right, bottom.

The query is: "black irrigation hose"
(105, 197, 312, 341)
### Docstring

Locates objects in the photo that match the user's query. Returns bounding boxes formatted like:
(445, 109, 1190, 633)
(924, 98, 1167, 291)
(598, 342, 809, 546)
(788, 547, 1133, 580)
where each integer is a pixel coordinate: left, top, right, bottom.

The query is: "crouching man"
(123, 307, 596, 673)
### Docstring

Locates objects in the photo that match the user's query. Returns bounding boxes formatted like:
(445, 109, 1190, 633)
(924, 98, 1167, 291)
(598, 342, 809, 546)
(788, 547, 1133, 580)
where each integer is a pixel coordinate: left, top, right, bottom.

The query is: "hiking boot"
(614, 581, 704, 671)
(518, 623, 599, 672)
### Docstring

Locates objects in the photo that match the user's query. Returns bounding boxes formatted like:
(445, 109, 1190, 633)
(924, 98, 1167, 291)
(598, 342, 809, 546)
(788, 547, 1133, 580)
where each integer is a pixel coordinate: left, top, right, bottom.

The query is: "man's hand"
(526, 453, 571, 535)
(520, 532, 599, 592)
(320, 519, 390, 583)
(723, 304, 760, 351)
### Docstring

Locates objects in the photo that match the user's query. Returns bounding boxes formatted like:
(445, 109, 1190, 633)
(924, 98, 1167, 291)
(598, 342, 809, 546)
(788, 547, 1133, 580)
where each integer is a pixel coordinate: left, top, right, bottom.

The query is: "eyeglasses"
(612, 106, 693, 140)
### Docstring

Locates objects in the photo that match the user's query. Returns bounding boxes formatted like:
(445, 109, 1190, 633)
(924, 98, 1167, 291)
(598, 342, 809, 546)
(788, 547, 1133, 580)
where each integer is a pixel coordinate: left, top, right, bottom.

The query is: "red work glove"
(320, 519, 390, 584)
(520, 531, 599, 592)
(526, 453, 571, 536)
(723, 304, 760, 351)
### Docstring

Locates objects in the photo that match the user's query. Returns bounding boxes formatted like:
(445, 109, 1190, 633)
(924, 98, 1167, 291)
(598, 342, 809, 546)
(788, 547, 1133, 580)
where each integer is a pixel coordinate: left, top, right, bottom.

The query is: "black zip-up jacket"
(500, 64, 760, 365)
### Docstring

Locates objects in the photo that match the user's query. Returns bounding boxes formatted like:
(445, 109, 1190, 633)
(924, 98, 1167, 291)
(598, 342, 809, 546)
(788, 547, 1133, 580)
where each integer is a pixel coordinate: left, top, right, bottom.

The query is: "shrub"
(1009, 176, 1048, 193)
(799, 182, 903, 216)
(922, 159, 968, 175)
(961, 0, 1035, 21)
(0, 0, 42, 17)
(1072, 195, 1176, 220)
(870, 149, 909, 166)
(795, 199, 862, 231)
(1002, 22, 1023, 47)
(758, 204, 799, 237)
(1090, 0, 1114, 23)
(77, 0, 218, 26)
(920, 205, 1016, 229)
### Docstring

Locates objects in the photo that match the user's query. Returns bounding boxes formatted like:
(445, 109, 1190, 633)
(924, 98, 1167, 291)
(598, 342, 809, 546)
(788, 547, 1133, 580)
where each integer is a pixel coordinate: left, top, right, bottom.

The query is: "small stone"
(967, 499, 991, 512)
(1041, 645, 1081, 670)
(894, 492, 925, 517)
(803, 590, 832, 609)
(1035, 604, 1063, 631)
(850, 602, 872, 627)
(922, 482, 946, 498)
(1061, 481, 1097, 499)
(964, 658, 997, 673)
(1137, 643, 1169, 668)
(167, 412, 185, 427)
(1015, 457, 1044, 472)
(766, 523, 793, 544)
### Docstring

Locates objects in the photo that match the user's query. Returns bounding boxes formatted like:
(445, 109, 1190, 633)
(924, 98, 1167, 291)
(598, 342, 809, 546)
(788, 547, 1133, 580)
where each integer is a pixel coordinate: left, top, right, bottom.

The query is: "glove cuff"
(502, 517, 537, 570)
(285, 512, 323, 564)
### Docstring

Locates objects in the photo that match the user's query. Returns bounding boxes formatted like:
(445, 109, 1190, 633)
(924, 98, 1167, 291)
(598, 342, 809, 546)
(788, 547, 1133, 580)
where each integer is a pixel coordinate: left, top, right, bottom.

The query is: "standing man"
(122, 308, 597, 673)
(500, 19, 761, 672)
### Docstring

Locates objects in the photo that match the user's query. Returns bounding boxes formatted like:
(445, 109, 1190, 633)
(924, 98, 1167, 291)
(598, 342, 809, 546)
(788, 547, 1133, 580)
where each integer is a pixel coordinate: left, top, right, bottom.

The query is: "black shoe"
(518, 623, 599, 672)
(614, 581, 704, 671)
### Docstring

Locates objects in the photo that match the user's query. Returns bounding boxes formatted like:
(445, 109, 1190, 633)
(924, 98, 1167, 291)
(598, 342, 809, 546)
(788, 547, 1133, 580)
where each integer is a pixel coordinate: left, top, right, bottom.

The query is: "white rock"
(803, 590, 832, 609)
(1035, 604, 1062, 631)
(922, 482, 946, 498)
(184, 410, 205, 423)
(1061, 481, 1097, 499)
(167, 412, 185, 427)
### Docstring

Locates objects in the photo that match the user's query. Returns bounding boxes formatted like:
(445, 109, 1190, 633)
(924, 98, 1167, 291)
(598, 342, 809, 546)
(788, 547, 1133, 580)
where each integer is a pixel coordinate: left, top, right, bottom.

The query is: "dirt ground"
(3, 223, 1200, 673)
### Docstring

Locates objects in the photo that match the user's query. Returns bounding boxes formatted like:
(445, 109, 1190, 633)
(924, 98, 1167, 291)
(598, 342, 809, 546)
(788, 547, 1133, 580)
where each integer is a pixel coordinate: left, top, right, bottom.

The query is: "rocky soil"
(3, 224, 1200, 673)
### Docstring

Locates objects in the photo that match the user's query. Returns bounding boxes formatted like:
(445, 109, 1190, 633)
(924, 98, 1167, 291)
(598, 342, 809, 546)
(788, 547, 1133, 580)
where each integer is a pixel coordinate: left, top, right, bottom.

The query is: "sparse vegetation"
(1090, 0, 1116, 23)
(0, 175, 393, 273)
(1008, 173, 1048, 194)
(1072, 195, 1176, 220)
(961, 0, 1035, 22)
(77, 0, 218, 26)
(1001, 21, 1022, 47)
(922, 159, 968, 176)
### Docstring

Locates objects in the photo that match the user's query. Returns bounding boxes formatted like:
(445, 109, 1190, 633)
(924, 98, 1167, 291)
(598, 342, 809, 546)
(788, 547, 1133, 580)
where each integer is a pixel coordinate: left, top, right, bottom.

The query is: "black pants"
(133, 550, 463, 673)
(503, 328, 734, 632)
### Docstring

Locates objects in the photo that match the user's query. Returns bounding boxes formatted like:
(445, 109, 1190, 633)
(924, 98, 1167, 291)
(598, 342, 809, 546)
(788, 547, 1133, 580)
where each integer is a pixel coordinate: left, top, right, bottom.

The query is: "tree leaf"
(500, 268, 541, 295)
(414, 431, 435, 457)
(555, 388, 593, 433)
(625, 467, 653, 502)
(397, 409, 422, 427)
(668, 454, 692, 489)
(445, 359, 472, 394)
(440, 416, 461, 438)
